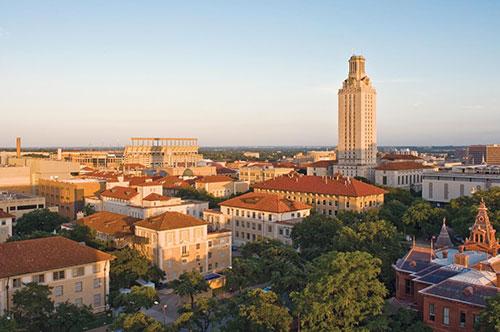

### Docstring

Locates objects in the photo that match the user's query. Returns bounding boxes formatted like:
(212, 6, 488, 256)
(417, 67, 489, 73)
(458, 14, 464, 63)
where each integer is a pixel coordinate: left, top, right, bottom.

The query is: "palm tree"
(170, 271, 209, 309)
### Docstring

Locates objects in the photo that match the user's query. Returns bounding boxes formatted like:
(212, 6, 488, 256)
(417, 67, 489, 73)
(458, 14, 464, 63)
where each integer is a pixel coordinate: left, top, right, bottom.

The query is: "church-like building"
(393, 199, 499, 332)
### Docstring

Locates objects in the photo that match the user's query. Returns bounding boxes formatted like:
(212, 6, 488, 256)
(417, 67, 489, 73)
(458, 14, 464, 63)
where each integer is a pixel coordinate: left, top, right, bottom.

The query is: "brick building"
(393, 200, 499, 331)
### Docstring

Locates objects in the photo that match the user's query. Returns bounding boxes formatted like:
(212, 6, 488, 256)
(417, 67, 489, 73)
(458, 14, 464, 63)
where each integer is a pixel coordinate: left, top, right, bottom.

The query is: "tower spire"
(435, 217, 453, 250)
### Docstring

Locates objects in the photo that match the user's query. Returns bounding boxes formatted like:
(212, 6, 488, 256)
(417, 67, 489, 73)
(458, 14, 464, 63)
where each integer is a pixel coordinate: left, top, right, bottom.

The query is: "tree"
(236, 289, 292, 332)
(61, 223, 107, 250)
(217, 289, 292, 332)
(0, 315, 17, 331)
(333, 220, 404, 290)
(384, 308, 432, 332)
(170, 271, 209, 309)
(292, 251, 387, 332)
(113, 286, 158, 313)
(402, 201, 446, 238)
(112, 312, 165, 332)
(291, 214, 343, 260)
(48, 302, 94, 332)
(14, 208, 67, 237)
(478, 293, 500, 332)
(83, 203, 96, 216)
(175, 296, 221, 332)
(379, 199, 409, 232)
(110, 247, 163, 291)
(12, 282, 54, 332)
(225, 256, 262, 292)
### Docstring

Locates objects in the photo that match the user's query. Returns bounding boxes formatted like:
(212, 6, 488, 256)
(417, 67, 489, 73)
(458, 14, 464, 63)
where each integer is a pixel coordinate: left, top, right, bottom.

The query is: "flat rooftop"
(0, 191, 36, 201)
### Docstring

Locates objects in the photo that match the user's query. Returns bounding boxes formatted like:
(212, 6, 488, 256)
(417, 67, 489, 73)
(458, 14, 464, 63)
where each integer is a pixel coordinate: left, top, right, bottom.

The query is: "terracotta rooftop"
(381, 154, 422, 161)
(0, 236, 114, 278)
(253, 174, 386, 197)
(101, 186, 138, 200)
(196, 175, 234, 184)
(307, 160, 337, 168)
(143, 193, 172, 201)
(135, 212, 207, 231)
(0, 210, 14, 218)
(375, 161, 429, 171)
(219, 191, 311, 213)
(78, 211, 140, 236)
(159, 176, 192, 190)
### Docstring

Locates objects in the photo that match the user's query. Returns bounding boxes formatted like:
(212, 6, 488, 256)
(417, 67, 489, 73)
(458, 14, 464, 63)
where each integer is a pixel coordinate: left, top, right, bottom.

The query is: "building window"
(94, 294, 102, 306)
(12, 278, 22, 288)
(75, 281, 83, 293)
(94, 278, 101, 288)
(429, 182, 433, 199)
(444, 183, 449, 200)
(460, 184, 465, 196)
(196, 255, 200, 262)
(443, 307, 450, 325)
(405, 279, 413, 295)
(32, 274, 45, 284)
(208, 252, 212, 259)
(196, 243, 201, 250)
(93, 264, 101, 273)
(74, 298, 83, 306)
(208, 263, 212, 270)
(181, 246, 188, 256)
(208, 241, 212, 248)
(53, 270, 65, 281)
(429, 303, 435, 321)
(54, 285, 63, 297)
(460, 311, 466, 328)
(382, 176, 387, 185)
(72, 267, 85, 277)
(268, 225, 272, 232)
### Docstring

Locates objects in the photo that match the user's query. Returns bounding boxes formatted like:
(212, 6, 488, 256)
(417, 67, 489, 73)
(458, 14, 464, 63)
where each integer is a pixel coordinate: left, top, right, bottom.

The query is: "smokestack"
(16, 137, 21, 158)
(57, 148, 62, 161)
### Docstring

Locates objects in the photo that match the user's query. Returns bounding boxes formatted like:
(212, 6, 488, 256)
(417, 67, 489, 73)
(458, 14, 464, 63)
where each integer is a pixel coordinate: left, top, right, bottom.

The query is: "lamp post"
(162, 304, 168, 325)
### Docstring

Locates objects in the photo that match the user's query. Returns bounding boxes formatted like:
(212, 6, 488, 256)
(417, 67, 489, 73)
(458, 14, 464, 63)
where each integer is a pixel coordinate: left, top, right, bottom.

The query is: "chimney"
(454, 252, 469, 268)
(57, 148, 62, 161)
(16, 137, 21, 158)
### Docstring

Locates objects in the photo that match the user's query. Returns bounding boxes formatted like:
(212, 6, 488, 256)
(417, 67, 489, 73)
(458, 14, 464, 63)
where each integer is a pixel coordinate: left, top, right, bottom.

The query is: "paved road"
(143, 290, 182, 325)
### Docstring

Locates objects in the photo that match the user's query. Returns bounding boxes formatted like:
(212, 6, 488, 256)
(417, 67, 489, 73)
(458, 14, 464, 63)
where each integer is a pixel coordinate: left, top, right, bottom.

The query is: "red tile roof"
(0, 210, 14, 218)
(159, 176, 192, 190)
(101, 186, 138, 200)
(219, 192, 311, 213)
(375, 161, 428, 171)
(253, 174, 386, 197)
(78, 211, 139, 236)
(135, 212, 207, 231)
(196, 175, 234, 184)
(307, 160, 337, 168)
(0, 236, 114, 278)
(143, 193, 172, 201)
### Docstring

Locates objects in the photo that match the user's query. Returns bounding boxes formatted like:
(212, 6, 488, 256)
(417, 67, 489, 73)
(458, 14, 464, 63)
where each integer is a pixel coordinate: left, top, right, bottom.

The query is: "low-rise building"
(306, 160, 336, 177)
(0, 236, 114, 313)
(86, 180, 208, 219)
(393, 200, 499, 332)
(194, 175, 249, 198)
(239, 164, 294, 185)
(133, 212, 231, 281)
(253, 174, 386, 215)
(77, 211, 140, 247)
(0, 210, 14, 243)
(374, 162, 435, 191)
(422, 165, 500, 203)
(216, 192, 311, 246)
(0, 191, 48, 219)
(0, 166, 31, 193)
(38, 178, 104, 220)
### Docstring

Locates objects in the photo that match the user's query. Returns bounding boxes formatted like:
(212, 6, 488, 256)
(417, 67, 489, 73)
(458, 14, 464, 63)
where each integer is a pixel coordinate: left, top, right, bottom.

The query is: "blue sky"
(0, 1, 499, 147)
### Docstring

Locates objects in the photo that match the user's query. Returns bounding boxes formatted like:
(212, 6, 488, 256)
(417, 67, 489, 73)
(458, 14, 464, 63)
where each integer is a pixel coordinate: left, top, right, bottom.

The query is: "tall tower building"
(334, 55, 377, 180)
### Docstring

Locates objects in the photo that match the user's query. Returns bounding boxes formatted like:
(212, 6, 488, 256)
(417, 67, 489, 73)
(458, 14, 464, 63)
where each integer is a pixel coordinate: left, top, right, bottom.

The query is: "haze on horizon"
(0, 1, 499, 148)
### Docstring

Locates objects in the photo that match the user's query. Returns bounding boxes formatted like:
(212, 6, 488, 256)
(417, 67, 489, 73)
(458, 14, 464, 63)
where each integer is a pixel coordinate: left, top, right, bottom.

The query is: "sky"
(0, 1, 499, 148)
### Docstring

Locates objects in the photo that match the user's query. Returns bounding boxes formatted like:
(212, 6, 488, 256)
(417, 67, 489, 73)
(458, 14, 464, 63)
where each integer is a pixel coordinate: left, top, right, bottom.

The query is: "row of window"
(428, 303, 479, 328)
(12, 265, 101, 287)
(397, 173, 421, 186)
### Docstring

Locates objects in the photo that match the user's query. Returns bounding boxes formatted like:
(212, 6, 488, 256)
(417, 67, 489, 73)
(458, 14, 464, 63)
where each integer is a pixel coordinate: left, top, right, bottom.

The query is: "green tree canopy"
(113, 286, 159, 313)
(110, 247, 163, 291)
(112, 312, 165, 332)
(175, 296, 221, 332)
(292, 251, 387, 332)
(12, 282, 54, 332)
(48, 302, 94, 332)
(402, 201, 446, 238)
(14, 208, 68, 237)
(170, 271, 209, 309)
(478, 293, 500, 332)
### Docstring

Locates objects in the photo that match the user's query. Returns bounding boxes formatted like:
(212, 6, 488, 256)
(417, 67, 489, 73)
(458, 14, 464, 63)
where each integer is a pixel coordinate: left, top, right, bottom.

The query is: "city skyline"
(1, 1, 500, 147)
